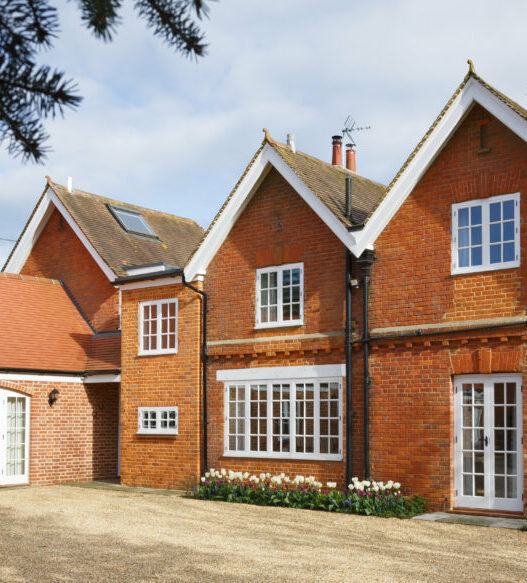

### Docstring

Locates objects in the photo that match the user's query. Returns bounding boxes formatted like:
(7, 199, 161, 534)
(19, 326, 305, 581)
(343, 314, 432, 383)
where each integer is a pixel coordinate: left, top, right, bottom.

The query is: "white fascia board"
(0, 373, 84, 383)
(118, 276, 182, 291)
(126, 264, 168, 276)
(185, 149, 269, 281)
(4, 186, 117, 282)
(265, 148, 358, 253)
(217, 363, 346, 382)
(469, 81, 527, 143)
(4, 189, 54, 273)
(84, 374, 121, 383)
(354, 77, 527, 256)
(184, 145, 358, 280)
(47, 189, 117, 281)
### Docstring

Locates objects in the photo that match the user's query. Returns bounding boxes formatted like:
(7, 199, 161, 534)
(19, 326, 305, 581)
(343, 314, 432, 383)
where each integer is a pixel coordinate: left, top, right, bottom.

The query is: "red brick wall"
(368, 104, 527, 514)
(120, 283, 202, 489)
(204, 168, 364, 486)
(21, 208, 119, 332)
(370, 105, 527, 330)
(0, 380, 119, 485)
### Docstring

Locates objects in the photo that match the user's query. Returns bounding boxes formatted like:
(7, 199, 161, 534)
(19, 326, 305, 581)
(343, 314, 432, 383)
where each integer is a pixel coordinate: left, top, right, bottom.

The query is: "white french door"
(0, 389, 30, 486)
(454, 375, 523, 512)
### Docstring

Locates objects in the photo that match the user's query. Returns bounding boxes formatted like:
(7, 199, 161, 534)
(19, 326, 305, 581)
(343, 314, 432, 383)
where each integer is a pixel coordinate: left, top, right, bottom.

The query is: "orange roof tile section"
(0, 273, 120, 373)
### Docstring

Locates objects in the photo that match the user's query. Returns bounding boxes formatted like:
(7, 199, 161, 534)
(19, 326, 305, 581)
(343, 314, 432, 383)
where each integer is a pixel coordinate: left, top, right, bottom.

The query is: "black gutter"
(356, 249, 375, 481)
(344, 175, 354, 486)
(113, 265, 209, 472)
(182, 273, 209, 474)
(113, 267, 182, 285)
(359, 319, 527, 343)
(83, 369, 121, 376)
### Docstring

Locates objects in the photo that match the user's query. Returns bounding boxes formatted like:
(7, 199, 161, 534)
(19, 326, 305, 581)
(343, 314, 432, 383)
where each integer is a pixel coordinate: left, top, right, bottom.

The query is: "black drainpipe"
(356, 249, 375, 480)
(182, 273, 208, 473)
(345, 175, 353, 486)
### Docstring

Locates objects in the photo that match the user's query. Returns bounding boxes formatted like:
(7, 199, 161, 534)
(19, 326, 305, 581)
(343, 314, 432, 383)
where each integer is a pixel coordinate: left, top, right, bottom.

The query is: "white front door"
(0, 389, 30, 486)
(454, 375, 523, 512)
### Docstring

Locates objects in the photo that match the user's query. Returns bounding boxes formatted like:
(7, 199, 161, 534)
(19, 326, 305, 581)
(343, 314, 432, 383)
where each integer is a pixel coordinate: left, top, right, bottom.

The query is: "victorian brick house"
(2, 65, 526, 516)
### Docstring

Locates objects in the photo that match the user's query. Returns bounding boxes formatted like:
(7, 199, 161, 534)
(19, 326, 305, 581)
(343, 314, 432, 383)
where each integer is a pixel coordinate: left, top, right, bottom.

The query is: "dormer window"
(108, 204, 157, 238)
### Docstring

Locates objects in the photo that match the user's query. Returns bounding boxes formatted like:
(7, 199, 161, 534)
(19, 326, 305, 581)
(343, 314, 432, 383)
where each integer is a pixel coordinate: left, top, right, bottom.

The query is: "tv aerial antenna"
(342, 116, 371, 147)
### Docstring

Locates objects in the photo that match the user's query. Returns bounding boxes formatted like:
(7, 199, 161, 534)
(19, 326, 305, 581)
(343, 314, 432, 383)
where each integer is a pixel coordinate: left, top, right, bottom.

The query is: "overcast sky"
(1, 0, 527, 265)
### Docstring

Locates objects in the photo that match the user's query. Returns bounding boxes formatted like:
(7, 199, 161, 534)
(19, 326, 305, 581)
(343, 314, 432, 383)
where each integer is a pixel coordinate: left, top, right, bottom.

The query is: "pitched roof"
(184, 135, 386, 277)
(269, 140, 386, 226)
(47, 179, 205, 278)
(0, 273, 120, 373)
(351, 63, 527, 257)
(365, 66, 527, 221)
(86, 334, 121, 372)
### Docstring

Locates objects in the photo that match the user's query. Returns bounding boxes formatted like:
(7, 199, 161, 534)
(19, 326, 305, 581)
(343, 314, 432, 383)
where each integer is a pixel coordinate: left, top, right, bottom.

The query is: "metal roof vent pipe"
(67, 176, 73, 193)
(346, 144, 356, 173)
(332, 135, 342, 166)
(345, 175, 352, 221)
(287, 133, 296, 153)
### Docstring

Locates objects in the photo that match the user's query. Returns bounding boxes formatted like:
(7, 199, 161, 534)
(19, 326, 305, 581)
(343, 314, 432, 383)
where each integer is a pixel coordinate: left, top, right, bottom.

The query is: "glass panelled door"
(0, 389, 30, 486)
(454, 375, 523, 512)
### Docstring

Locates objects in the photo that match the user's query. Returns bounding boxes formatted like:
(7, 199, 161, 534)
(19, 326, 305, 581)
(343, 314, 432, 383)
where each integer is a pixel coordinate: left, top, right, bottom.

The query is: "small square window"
(452, 193, 520, 274)
(137, 407, 178, 435)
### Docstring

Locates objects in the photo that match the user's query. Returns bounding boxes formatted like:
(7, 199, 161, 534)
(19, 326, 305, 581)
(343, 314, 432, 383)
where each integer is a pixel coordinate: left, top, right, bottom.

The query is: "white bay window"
(219, 365, 343, 461)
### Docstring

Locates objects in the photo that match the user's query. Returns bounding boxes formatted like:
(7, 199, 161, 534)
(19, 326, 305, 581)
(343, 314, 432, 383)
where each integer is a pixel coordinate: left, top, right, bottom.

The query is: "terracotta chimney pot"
(331, 135, 342, 166)
(346, 146, 356, 172)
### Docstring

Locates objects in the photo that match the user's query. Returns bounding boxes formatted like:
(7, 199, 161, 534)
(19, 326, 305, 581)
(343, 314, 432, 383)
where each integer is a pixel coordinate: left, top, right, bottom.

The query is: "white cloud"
(1, 0, 527, 267)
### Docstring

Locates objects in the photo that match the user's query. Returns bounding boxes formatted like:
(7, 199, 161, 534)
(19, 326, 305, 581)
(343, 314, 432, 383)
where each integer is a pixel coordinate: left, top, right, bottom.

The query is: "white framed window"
(138, 298, 178, 355)
(255, 263, 303, 328)
(223, 376, 342, 461)
(137, 407, 178, 435)
(452, 193, 520, 275)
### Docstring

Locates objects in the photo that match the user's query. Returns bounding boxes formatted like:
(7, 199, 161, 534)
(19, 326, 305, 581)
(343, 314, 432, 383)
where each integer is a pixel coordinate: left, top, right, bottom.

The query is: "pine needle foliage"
(0, 0, 211, 163)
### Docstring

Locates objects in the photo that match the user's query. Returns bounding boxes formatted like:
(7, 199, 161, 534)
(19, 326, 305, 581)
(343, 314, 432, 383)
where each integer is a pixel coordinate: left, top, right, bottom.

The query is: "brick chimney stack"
(332, 135, 342, 166)
(345, 145, 356, 173)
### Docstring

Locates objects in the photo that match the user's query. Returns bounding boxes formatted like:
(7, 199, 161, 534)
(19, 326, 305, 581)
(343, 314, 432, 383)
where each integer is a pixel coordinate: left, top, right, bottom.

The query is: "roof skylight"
(108, 205, 157, 238)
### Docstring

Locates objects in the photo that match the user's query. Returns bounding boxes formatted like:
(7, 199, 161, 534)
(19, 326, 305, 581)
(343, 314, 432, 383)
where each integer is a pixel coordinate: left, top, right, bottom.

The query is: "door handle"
(484, 436, 488, 447)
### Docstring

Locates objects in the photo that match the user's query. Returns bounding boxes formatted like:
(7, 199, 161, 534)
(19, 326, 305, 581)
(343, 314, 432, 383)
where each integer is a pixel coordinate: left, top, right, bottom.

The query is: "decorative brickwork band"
(450, 347, 522, 374)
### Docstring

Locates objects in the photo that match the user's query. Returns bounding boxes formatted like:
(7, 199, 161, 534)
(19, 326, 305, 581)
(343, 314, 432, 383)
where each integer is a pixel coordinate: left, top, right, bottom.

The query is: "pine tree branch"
(1, 64, 82, 117)
(25, 0, 58, 47)
(0, 101, 50, 162)
(134, 0, 208, 57)
(0, 0, 214, 163)
(76, 0, 122, 41)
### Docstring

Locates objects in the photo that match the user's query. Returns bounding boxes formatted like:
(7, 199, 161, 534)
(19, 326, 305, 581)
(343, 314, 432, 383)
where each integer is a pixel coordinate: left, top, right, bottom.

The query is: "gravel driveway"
(0, 484, 526, 583)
